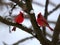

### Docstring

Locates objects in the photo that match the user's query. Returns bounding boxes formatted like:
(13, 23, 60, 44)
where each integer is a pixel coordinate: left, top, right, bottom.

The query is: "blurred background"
(0, 0, 60, 45)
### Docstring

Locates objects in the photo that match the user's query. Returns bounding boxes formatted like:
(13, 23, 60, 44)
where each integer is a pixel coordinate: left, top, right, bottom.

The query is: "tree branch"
(13, 36, 34, 45)
(25, 0, 51, 45)
(43, 0, 49, 37)
(48, 4, 60, 15)
(11, 0, 27, 11)
(0, 16, 33, 35)
(52, 15, 60, 45)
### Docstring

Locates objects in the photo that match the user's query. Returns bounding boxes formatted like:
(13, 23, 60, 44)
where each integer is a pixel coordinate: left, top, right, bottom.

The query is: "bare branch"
(48, 4, 60, 15)
(48, 20, 56, 24)
(13, 36, 34, 45)
(52, 15, 60, 45)
(0, 16, 33, 35)
(43, 0, 49, 37)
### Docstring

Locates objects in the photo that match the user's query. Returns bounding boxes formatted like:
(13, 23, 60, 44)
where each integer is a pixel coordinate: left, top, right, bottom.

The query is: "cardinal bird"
(12, 11, 24, 31)
(37, 12, 53, 31)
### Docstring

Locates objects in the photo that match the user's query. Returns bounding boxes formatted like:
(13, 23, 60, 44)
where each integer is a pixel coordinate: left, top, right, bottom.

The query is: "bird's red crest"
(38, 12, 41, 18)
(20, 11, 23, 17)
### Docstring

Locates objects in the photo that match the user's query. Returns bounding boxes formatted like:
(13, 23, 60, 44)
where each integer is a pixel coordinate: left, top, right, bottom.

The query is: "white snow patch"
(22, 1, 26, 4)
(30, 10, 34, 14)
(19, 0, 21, 2)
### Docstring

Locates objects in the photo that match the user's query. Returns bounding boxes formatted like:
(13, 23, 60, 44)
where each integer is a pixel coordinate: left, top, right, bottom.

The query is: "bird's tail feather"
(48, 25, 53, 31)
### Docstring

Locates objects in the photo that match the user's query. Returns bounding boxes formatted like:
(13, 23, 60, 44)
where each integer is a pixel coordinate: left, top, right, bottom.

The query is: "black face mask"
(38, 14, 40, 18)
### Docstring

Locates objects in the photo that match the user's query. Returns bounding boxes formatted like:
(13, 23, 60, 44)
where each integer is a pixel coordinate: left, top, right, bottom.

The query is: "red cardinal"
(12, 11, 24, 31)
(37, 12, 53, 31)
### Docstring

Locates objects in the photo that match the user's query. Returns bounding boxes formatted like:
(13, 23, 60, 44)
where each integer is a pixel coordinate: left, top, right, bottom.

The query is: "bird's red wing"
(41, 17, 49, 25)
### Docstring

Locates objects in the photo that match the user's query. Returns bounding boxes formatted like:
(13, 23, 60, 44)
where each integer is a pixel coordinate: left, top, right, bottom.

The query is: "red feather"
(12, 11, 24, 31)
(37, 12, 53, 31)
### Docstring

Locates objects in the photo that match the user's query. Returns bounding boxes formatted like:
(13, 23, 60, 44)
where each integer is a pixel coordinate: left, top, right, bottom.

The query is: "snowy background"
(0, 0, 60, 45)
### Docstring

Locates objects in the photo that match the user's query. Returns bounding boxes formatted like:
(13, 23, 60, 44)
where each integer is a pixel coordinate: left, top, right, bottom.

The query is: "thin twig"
(9, 4, 17, 16)
(13, 36, 34, 45)
(8, 4, 17, 33)
(43, 0, 49, 37)
(48, 4, 60, 15)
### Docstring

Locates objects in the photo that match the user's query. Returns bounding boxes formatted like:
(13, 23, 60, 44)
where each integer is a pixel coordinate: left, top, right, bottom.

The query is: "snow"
(22, 1, 26, 4)
(30, 10, 34, 14)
